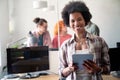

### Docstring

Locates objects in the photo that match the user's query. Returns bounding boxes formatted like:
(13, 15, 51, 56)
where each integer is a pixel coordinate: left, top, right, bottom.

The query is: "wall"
(83, 0, 120, 48)
(49, 50, 59, 74)
(8, 0, 120, 48)
(0, 0, 9, 77)
(8, 0, 58, 40)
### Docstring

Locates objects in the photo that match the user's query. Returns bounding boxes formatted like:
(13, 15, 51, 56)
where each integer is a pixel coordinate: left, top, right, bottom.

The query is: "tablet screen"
(72, 54, 93, 70)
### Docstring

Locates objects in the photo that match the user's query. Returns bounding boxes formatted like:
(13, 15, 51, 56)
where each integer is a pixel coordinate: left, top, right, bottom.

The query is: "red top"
(52, 34, 71, 48)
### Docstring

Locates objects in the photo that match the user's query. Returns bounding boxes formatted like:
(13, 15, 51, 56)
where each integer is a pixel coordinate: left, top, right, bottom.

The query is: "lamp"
(33, 0, 47, 9)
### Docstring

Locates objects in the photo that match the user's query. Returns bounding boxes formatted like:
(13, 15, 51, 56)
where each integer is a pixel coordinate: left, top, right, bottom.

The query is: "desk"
(20, 74, 59, 80)
(20, 75, 120, 80)
(102, 75, 120, 80)
(1, 74, 120, 80)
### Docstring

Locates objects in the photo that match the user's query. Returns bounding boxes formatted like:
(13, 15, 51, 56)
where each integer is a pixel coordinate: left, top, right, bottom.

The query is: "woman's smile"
(69, 12, 86, 33)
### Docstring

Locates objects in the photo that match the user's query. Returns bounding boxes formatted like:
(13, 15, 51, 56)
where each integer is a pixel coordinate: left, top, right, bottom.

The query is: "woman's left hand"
(83, 59, 102, 74)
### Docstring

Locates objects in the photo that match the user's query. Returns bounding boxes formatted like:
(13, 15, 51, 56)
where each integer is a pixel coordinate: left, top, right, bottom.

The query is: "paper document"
(72, 54, 93, 70)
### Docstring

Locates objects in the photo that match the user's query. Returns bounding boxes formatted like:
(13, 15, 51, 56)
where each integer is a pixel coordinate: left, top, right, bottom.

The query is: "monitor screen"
(108, 48, 120, 71)
(7, 46, 49, 74)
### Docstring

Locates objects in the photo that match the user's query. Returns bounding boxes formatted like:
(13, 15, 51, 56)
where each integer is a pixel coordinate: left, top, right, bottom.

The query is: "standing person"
(85, 21, 100, 36)
(59, 1, 110, 80)
(52, 20, 71, 48)
(27, 17, 52, 48)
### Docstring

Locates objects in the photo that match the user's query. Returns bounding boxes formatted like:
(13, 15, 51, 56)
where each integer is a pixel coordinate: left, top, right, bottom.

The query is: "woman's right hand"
(72, 63, 79, 71)
(62, 62, 78, 77)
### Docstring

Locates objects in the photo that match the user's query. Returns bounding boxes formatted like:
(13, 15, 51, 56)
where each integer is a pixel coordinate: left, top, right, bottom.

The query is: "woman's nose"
(74, 21, 79, 27)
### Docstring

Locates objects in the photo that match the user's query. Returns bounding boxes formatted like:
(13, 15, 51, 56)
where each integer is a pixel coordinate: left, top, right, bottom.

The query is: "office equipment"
(116, 42, 120, 48)
(108, 48, 120, 71)
(6, 46, 49, 79)
(4, 74, 19, 79)
(72, 54, 93, 70)
(108, 48, 120, 78)
(110, 71, 120, 78)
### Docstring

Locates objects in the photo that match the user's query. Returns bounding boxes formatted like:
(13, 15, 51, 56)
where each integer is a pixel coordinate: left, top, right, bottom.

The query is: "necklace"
(75, 37, 88, 50)
(75, 39, 88, 50)
(75, 32, 87, 50)
(75, 32, 86, 44)
(76, 38, 86, 45)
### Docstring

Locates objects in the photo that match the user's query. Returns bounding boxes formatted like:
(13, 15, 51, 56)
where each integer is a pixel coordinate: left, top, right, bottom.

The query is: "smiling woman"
(59, 1, 110, 80)
(1, 0, 120, 79)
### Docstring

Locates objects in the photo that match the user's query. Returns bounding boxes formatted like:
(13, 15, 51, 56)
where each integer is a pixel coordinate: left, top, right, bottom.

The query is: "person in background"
(27, 17, 52, 48)
(85, 21, 100, 36)
(52, 20, 71, 48)
(59, 1, 110, 80)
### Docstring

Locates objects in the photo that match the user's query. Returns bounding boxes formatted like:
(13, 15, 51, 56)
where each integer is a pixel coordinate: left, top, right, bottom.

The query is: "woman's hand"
(62, 62, 78, 77)
(83, 59, 102, 74)
(69, 63, 79, 71)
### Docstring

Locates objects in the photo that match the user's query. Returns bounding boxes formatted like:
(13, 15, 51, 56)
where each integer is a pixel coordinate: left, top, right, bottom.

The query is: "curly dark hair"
(61, 1, 92, 27)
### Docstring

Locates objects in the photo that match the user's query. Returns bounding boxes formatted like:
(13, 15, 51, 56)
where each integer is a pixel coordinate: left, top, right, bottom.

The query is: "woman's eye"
(71, 20, 75, 23)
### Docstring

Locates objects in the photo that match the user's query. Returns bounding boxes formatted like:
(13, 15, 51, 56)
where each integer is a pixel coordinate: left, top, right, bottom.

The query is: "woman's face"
(69, 12, 86, 34)
(37, 22, 47, 33)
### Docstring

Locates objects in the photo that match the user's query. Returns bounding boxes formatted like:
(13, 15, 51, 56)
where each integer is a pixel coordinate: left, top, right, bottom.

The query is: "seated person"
(52, 20, 71, 48)
(27, 17, 52, 48)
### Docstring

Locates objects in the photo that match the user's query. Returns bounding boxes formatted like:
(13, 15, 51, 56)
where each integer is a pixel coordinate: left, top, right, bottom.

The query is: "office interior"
(0, 0, 120, 79)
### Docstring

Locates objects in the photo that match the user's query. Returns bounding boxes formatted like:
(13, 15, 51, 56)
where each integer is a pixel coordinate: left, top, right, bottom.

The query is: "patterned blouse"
(27, 30, 52, 48)
(59, 32, 110, 80)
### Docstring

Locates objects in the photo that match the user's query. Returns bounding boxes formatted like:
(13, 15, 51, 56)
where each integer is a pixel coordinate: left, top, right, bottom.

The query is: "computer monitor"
(6, 46, 49, 78)
(108, 48, 120, 71)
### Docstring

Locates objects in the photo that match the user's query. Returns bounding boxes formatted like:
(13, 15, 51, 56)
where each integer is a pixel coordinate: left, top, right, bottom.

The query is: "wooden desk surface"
(20, 74, 59, 80)
(102, 75, 120, 80)
(20, 74, 120, 80)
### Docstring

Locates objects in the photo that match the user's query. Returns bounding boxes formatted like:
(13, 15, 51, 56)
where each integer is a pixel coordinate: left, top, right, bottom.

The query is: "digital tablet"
(72, 54, 93, 70)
